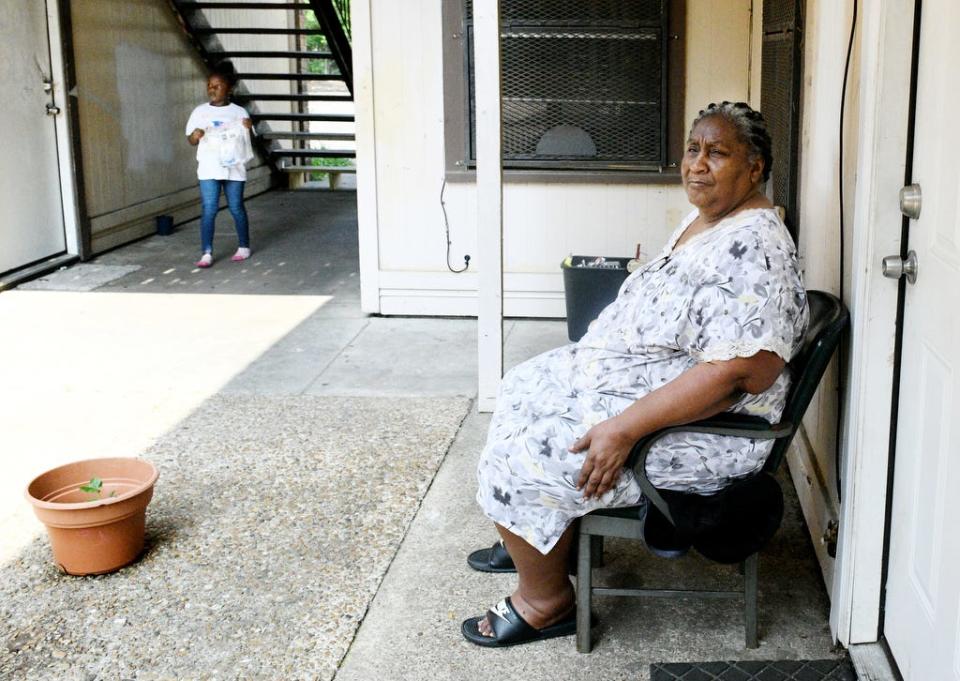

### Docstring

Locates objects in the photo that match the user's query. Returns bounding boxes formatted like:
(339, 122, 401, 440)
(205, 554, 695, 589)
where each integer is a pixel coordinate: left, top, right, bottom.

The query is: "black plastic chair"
(575, 290, 849, 652)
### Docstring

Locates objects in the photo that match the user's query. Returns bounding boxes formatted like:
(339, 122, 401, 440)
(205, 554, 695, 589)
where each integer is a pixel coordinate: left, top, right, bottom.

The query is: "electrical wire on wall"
(440, 179, 471, 273)
(836, 0, 858, 502)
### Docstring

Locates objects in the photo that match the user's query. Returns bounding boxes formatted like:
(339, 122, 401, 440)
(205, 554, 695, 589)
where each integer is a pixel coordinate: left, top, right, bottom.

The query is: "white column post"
(47, 0, 81, 257)
(474, 0, 504, 412)
(353, 0, 382, 314)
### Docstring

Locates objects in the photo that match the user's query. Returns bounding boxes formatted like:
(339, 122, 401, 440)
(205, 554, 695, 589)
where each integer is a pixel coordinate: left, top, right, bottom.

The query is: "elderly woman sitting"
(462, 101, 809, 648)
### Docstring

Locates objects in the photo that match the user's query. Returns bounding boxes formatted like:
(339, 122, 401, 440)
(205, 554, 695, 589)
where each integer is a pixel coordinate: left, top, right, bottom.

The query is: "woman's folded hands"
(570, 352, 786, 500)
(570, 416, 638, 499)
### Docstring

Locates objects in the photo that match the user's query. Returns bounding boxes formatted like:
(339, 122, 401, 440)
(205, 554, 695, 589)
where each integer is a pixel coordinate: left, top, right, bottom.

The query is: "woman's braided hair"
(691, 101, 773, 183)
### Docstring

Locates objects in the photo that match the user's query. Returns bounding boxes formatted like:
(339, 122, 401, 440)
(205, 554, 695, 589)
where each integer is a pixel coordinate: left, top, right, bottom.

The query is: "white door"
(883, 1, 960, 679)
(0, 1, 67, 274)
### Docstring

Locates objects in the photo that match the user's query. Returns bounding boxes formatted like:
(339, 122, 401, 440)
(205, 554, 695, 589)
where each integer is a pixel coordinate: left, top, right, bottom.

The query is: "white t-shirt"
(185, 102, 251, 181)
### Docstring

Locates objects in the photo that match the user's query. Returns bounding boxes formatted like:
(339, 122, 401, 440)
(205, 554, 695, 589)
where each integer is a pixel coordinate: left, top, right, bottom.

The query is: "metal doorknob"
(882, 250, 918, 284)
(900, 183, 921, 219)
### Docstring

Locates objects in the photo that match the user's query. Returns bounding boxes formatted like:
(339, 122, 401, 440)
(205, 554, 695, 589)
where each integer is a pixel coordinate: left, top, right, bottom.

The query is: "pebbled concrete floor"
(1, 395, 470, 681)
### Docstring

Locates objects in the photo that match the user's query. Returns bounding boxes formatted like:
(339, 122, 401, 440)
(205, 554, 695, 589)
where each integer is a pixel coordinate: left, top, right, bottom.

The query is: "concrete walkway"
(337, 410, 838, 681)
(4, 190, 840, 679)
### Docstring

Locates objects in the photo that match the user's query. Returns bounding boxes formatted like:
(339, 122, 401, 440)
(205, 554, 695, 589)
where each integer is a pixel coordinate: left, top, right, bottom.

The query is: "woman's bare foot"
(476, 584, 575, 637)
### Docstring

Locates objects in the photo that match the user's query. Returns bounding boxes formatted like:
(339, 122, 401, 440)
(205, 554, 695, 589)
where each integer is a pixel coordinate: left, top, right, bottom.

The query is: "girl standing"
(185, 63, 253, 268)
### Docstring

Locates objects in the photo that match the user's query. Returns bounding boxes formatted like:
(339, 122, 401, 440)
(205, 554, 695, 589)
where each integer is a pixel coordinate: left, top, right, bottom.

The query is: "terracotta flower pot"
(25, 457, 159, 576)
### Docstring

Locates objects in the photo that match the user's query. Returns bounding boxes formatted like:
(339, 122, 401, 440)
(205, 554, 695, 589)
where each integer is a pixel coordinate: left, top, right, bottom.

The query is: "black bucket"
(561, 255, 631, 342)
(156, 215, 174, 236)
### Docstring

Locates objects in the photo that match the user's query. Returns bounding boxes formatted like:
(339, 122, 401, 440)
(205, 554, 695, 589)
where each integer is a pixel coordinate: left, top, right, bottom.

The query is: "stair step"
(252, 113, 354, 122)
(195, 27, 324, 35)
(261, 131, 356, 141)
(280, 164, 357, 173)
(271, 149, 357, 159)
(210, 51, 335, 60)
(238, 73, 344, 81)
(234, 93, 352, 102)
(178, 2, 308, 9)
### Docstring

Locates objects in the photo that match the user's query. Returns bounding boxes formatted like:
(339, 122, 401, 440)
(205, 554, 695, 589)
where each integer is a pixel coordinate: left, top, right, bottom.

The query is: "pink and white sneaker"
(231, 247, 251, 262)
(195, 253, 213, 268)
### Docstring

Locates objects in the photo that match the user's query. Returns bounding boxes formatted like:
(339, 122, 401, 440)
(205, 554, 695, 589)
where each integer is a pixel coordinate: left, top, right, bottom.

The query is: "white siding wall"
(359, 0, 753, 316)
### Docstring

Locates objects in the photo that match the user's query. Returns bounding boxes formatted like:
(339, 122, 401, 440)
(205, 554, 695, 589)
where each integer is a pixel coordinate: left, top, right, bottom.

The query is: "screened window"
(463, 0, 672, 171)
(760, 0, 803, 236)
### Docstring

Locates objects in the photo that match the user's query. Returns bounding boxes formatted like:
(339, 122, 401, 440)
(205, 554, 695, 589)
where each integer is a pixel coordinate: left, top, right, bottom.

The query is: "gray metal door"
(0, 1, 67, 274)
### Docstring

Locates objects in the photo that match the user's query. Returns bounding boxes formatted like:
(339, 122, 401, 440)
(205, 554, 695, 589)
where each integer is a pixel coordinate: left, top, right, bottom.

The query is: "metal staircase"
(170, 0, 356, 189)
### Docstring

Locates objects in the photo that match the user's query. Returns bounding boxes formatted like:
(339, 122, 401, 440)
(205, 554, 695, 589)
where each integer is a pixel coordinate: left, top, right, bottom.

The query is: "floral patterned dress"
(476, 208, 809, 554)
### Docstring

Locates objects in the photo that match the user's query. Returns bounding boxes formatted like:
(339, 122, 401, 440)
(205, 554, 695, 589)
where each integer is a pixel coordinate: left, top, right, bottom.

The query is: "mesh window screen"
(763, 0, 797, 30)
(762, 34, 796, 215)
(465, 0, 668, 170)
(760, 0, 803, 236)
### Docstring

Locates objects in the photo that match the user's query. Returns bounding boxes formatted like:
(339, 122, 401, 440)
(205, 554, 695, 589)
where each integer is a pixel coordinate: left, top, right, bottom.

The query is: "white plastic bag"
(208, 120, 254, 167)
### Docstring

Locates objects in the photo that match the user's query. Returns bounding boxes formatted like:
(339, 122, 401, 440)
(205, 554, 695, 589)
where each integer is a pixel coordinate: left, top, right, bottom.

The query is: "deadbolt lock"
(900, 184, 921, 220)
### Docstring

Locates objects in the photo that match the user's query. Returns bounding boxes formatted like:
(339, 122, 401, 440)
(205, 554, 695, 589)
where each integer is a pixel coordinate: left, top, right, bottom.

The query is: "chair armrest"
(627, 414, 794, 525)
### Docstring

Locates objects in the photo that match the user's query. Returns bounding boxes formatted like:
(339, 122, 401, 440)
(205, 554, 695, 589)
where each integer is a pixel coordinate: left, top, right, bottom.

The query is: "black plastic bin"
(156, 214, 174, 236)
(562, 255, 632, 342)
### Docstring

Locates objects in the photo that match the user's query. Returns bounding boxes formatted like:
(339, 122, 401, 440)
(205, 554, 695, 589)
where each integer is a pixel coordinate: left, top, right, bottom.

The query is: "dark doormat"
(650, 658, 856, 681)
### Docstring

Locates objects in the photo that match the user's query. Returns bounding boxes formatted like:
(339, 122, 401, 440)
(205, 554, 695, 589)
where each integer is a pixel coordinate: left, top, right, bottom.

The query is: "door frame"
(829, 0, 917, 647)
(45, 0, 84, 260)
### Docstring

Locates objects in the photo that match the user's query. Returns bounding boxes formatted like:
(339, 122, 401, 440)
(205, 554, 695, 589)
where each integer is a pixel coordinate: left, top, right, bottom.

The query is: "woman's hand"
(242, 118, 253, 130)
(188, 128, 205, 145)
(570, 416, 637, 499)
(569, 352, 785, 501)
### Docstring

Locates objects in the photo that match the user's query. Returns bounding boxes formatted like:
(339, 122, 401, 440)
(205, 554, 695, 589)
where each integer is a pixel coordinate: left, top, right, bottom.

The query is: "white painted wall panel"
(684, 0, 752, 128)
(363, 0, 753, 315)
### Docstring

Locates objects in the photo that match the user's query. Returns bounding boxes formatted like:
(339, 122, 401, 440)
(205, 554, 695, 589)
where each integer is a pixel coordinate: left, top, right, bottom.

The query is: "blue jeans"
(198, 179, 249, 254)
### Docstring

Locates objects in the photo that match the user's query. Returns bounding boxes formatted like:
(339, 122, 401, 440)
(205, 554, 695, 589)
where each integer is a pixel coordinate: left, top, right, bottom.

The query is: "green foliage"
(302, 11, 334, 75)
(301, 2, 352, 74)
(298, 3, 352, 184)
(334, 0, 351, 40)
(79, 478, 102, 495)
(310, 157, 353, 168)
(79, 477, 117, 498)
(309, 156, 353, 183)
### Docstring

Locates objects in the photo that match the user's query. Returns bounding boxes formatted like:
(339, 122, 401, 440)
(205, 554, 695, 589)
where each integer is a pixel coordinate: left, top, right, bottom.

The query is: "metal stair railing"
(233, 93, 352, 103)
(166, 0, 281, 166)
(332, 0, 351, 40)
(168, 0, 356, 187)
(307, 0, 353, 96)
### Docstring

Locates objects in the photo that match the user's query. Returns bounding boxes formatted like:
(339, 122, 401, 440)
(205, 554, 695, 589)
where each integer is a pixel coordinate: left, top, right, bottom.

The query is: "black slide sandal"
(466, 540, 516, 573)
(461, 597, 578, 648)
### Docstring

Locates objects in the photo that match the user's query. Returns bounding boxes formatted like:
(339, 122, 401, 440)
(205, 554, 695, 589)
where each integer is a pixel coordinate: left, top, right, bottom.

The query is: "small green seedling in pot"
(79, 477, 117, 499)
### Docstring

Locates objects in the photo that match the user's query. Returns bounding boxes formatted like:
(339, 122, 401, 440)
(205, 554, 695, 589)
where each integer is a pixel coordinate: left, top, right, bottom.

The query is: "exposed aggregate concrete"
(1, 394, 469, 681)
